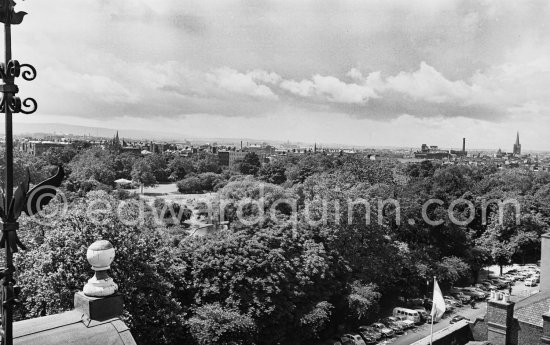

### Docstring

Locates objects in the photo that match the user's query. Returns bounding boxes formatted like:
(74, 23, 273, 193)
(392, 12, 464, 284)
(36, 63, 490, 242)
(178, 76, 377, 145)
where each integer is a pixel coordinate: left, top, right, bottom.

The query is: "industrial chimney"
(462, 138, 466, 152)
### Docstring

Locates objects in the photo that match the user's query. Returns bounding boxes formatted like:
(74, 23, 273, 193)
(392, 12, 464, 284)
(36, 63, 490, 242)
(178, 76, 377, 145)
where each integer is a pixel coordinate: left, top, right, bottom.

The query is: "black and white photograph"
(0, 1, 548, 345)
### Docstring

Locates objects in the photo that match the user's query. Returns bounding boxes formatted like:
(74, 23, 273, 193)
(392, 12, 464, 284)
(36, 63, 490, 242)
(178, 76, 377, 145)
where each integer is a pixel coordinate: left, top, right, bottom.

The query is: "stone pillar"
(540, 233, 550, 292)
(487, 295, 515, 345)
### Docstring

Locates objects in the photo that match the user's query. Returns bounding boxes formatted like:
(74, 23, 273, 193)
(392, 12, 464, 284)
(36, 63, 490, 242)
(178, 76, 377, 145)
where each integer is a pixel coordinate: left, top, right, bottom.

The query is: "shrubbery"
(176, 173, 227, 194)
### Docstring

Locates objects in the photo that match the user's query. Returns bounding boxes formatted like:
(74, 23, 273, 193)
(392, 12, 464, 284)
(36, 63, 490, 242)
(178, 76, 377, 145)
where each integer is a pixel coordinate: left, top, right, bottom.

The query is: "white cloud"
(280, 79, 315, 97)
(206, 67, 278, 100)
(347, 68, 364, 82)
(41, 67, 138, 104)
(247, 69, 282, 85)
(311, 75, 378, 104)
(280, 74, 378, 104)
(382, 62, 474, 103)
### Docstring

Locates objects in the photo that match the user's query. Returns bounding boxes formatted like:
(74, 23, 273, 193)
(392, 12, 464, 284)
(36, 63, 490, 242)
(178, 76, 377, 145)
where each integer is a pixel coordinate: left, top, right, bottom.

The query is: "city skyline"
(9, 0, 550, 150)
(5, 122, 543, 153)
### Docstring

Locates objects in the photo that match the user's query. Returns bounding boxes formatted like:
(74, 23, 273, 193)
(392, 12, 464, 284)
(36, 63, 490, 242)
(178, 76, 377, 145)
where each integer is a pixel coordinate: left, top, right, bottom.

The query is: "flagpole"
(430, 276, 435, 345)
(430, 314, 434, 345)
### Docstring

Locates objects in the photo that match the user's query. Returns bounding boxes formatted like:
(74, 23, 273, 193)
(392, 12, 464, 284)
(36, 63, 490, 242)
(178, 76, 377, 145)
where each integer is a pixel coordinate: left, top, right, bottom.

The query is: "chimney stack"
(462, 138, 466, 152)
(486, 292, 515, 345)
(74, 240, 123, 321)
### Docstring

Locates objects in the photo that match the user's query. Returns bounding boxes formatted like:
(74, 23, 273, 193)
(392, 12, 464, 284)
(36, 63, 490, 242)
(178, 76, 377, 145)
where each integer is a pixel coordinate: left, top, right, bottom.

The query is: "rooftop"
(513, 290, 550, 327)
(14, 310, 136, 345)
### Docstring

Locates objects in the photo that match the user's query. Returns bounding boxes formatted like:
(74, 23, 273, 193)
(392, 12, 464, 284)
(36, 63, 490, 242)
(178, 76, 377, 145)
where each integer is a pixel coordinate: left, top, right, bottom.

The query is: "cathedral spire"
(513, 131, 521, 155)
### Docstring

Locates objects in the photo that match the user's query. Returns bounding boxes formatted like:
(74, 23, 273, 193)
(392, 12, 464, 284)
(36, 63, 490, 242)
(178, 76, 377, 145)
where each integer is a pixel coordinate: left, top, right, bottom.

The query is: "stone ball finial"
(87, 240, 115, 271)
(83, 240, 118, 297)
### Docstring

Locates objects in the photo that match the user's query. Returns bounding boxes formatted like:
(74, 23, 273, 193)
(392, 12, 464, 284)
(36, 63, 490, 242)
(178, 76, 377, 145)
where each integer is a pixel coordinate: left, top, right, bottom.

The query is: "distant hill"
(3, 123, 189, 141)
(1, 122, 378, 149)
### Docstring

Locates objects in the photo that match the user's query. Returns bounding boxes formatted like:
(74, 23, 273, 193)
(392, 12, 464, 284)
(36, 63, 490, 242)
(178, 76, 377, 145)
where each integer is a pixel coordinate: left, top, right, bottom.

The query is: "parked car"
(388, 315, 411, 328)
(444, 296, 463, 306)
(406, 298, 425, 308)
(450, 315, 469, 324)
(451, 292, 472, 303)
(395, 315, 416, 328)
(498, 277, 514, 284)
(461, 287, 486, 300)
(516, 271, 532, 279)
(489, 279, 508, 289)
(426, 315, 438, 324)
(412, 307, 429, 322)
(356, 331, 377, 345)
(341, 334, 367, 345)
(474, 283, 489, 291)
(480, 281, 498, 291)
(525, 278, 537, 287)
(515, 273, 526, 280)
(393, 307, 422, 324)
(469, 287, 489, 298)
(371, 323, 395, 337)
(444, 298, 460, 308)
(445, 302, 455, 312)
(357, 326, 382, 340)
(381, 317, 405, 334)
(503, 273, 521, 282)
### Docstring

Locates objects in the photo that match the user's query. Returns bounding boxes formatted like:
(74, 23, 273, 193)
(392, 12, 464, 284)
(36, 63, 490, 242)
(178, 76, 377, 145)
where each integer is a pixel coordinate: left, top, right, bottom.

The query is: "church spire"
(513, 131, 521, 155)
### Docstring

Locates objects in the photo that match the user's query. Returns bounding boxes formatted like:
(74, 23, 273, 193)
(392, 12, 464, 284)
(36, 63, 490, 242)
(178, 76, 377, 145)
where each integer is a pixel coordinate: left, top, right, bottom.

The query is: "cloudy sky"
(9, 0, 550, 150)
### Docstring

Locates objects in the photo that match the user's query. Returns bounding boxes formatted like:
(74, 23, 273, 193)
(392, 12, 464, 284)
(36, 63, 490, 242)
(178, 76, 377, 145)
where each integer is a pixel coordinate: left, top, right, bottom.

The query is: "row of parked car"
(323, 307, 428, 345)
(482, 264, 540, 289)
(325, 265, 541, 345)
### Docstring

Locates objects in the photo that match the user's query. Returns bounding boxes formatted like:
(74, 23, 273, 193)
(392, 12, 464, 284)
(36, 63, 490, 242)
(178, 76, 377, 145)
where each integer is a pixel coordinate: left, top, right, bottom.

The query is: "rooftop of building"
(410, 320, 471, 345)
(14, 309, 136, 345)
(513, 290, 550, 327)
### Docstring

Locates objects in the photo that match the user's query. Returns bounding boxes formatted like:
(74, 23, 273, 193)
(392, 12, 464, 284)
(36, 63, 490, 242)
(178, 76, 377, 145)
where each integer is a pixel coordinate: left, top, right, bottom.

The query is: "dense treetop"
(9, 145, 550, 344)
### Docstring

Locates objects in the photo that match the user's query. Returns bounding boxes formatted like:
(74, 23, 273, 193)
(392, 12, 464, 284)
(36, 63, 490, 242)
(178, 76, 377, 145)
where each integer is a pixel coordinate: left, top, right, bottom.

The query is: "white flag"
(430, 278, 446, 321)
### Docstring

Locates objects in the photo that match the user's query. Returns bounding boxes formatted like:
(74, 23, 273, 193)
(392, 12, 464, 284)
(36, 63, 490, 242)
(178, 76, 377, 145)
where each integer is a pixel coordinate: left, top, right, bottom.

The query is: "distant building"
(218, 151, 230, 166)
(217, 150, 266, 167)
(513, 132, 522, 155)
(121, 146, 142, 155)
(414, 144, 451, 160)
(22, 140, 69, 156)
(217, 150, 247, 167)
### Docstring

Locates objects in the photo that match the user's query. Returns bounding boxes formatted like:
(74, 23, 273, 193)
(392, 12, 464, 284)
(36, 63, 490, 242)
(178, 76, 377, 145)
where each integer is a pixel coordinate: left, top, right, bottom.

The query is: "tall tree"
(131, 158, 157, 193)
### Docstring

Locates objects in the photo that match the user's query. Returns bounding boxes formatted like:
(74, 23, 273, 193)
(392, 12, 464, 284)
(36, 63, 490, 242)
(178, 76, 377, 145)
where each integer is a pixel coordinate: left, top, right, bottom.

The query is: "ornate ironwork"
(19, 64, 36, 81)
(0, 0, 64, 342)
(0, 1, 53, 344)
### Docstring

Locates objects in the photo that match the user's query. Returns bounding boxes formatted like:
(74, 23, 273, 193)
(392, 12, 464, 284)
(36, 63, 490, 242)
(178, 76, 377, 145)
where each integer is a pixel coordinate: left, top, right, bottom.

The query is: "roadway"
(383, 278, 536, 345)
(384, 301, 487, 345)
